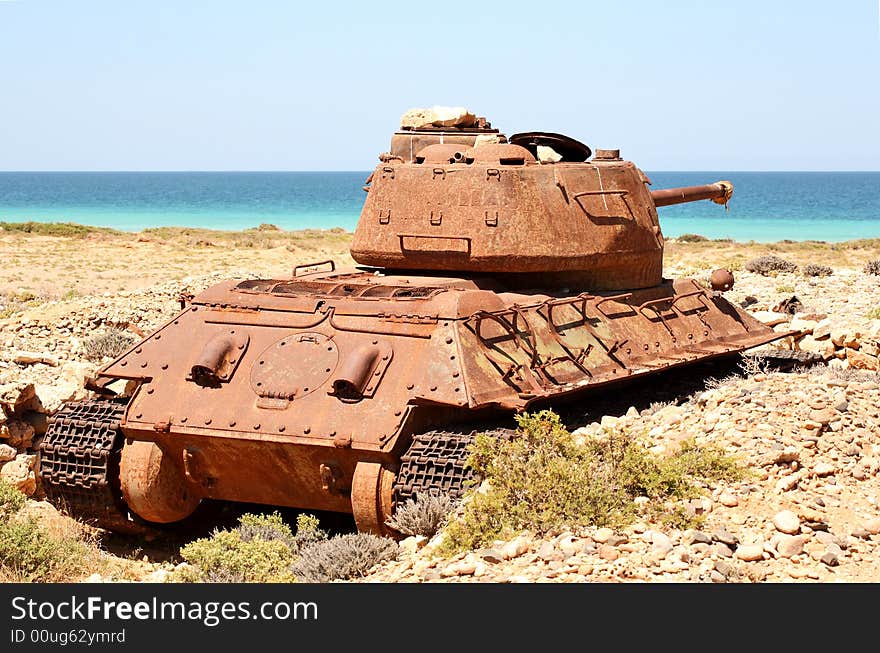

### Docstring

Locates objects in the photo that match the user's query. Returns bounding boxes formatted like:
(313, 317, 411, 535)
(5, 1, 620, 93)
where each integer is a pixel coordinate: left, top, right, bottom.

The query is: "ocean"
(0, 171, 878, 242)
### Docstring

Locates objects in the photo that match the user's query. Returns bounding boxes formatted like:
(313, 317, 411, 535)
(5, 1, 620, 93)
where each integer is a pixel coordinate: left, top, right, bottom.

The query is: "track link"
(39, 399, 146, 534)
(392, 425, 515, 506)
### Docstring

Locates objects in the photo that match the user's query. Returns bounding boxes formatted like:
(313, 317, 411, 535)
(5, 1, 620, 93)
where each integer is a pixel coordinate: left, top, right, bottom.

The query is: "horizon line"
(1, 169, 879, 174)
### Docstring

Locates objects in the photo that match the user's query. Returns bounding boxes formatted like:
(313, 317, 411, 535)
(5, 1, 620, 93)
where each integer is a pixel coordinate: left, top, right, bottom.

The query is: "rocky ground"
(1, 229, 879, 582)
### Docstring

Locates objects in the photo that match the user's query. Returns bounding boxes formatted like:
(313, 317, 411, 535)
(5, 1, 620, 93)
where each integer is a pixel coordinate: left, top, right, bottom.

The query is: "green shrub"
(175, 511, 328, 583)
(0, 221, 119, 237)
(83, 328, 138, 361)
(745, 255, 798, 275)
(385, 490, 456, 537)
(177, 530, 296, 583)
(867, 307, 880, 320)
(676, 233, 708, 243)
(291, 534, 398, 583)
(0, 481, 98, 582)
(441, 410, 743, 553)
(776, 284, 795, 293)
(0, 480, 26, 517)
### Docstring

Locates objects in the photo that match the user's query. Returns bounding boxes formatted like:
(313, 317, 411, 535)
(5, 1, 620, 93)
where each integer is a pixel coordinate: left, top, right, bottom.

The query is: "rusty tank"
(39, 113, 786, 535)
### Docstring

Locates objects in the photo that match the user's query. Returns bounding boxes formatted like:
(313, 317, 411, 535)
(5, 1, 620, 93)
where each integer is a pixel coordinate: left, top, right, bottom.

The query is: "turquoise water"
(0, 171, 878, 242)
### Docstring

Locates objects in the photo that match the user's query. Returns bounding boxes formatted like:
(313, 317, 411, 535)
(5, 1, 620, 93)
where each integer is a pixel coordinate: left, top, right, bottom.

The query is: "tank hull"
(62, 266, 785, 530)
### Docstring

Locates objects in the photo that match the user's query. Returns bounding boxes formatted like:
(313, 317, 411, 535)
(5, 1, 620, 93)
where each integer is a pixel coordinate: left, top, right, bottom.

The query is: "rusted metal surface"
(710, 268, 735, 291)
(651, 181, 733, 207)
(40, 116, 789, 533)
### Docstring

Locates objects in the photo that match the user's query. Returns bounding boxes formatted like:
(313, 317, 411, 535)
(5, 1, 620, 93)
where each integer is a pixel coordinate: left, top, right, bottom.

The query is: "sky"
(0, 1, 878, 171)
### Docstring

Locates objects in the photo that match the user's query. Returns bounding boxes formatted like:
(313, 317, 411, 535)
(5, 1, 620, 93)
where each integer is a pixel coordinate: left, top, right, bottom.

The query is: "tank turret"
(352, 126, 732, 291)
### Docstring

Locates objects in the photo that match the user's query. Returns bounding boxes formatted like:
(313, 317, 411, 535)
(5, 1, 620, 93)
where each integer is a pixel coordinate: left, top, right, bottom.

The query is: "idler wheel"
(351, 461, 395, 536)
(119, 441, 200, 524)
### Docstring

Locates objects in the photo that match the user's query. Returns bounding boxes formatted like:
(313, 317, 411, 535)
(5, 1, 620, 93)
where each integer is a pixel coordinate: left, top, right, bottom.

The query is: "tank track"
(39, 399, 146, 534)
(392, 425, 515, 506)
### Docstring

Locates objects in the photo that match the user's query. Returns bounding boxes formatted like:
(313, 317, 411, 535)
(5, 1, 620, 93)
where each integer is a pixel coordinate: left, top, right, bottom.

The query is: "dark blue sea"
(0, 171, 878, 242)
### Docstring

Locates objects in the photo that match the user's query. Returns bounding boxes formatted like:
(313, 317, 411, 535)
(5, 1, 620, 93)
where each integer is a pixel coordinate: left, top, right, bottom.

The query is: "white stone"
(735, 544, 765, 562)
(0, 443, 16, 463)
(648, 531, 674, 557)
(593, 527, 614, 544)
(775, 534, 805, 558)
(1, 455, 36, 495)
(772, 510, 801, 534)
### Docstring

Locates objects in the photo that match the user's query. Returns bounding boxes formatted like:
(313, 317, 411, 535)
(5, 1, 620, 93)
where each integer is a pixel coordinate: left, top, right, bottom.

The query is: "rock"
(809, 408, 836, 425)
(400, 108, 435, 129)
(400, 106, 476, 129)
(0, 443, 16, 463)
(847, 348, 879, 371)
(536, 145, 563, 163)
(478, 548, 505, 564)
(683, 529, 712, 545)
(718, 491, 739, 507)
(399, 536, 428, 556)
(593, 527, 614, 544)
(429, 106, 476, 128)
(559, 536, 582, 558)
(0, 382, 36, 411)
(712, 543, 734, 557)
(454, 561, 477, 576)
(537, 541, 559, 561)
(598, 545, 619, 562)
(772, 510, 801, 535)
(648, 531, 674, 557)
(819, 551, 839, 567)
(812, 319, 833, 340)
(863, 517, 880, 535)
(2, 421, 34, 449)
(790, 316, 819, 332)
(599, 415, 619, 429)
(812, 462, 835, 477)
(775, 534, 805, 558)
(735, 544, 765, 562)
(0, 454, 37, 495)
(12, 351, 60, 367)
(712, 529, 739, 546)
(501, 537, 529, 560)
(752, 311, 790, 327)
(775, 475, 800, 492)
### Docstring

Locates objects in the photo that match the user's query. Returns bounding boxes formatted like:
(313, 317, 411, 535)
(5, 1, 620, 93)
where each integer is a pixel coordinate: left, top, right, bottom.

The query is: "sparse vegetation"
(864, 259, 880, 276)
(83, 328, 139, 361)
(867, 307, 880, 320)
(676, 233, 708, 243)
(0, 221, 119, 237)
(385, 490, 457, 537)
(745, 254, 798, 275)
(174, 512, 385, 583)
(802, 263, 833, 277)
(176, 528, 297, 583)
(0, 480, 100, 582)
(776, 284, 795, 293)
(440, 411, 744, 553)
(291, 533, 398, 583)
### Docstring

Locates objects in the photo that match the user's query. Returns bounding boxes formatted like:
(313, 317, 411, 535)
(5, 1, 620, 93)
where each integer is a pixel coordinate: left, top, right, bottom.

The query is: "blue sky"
(0, 1, 878, 171)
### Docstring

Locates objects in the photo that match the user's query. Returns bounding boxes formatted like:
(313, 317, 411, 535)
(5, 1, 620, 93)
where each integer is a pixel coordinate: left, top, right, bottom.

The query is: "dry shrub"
(83, 328, 138, 361)
(802, 263, 833, 277)
(291, 533, 397, 583)
(745, 255, 798, 275)
(385, 491, 456, 538)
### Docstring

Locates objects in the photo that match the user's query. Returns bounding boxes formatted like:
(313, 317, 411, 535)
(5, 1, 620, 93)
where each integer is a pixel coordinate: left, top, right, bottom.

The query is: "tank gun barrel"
(651, 180, 733, 207)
